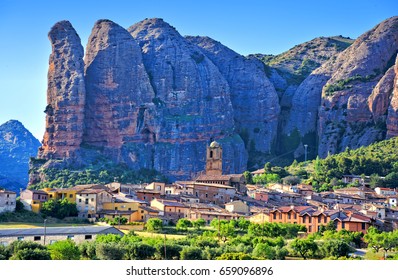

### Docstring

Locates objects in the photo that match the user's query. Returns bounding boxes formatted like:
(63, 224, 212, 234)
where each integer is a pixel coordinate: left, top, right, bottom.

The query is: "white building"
(0, 190, 16, 213)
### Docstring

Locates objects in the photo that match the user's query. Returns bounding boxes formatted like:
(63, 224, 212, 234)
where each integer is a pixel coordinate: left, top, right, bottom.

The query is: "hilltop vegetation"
(29, 161, 167, 190)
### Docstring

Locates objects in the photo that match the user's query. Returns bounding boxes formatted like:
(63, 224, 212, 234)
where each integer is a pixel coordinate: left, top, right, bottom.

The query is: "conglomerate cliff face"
(128, 18, 247, 176)
(38, 20, 86, 160)
(83, 19, 155, 160)
(283, 16, 398, 158)
(33, 18, 247, 182)
(32, 16, 398, 184)
(317, 16, 398, 157)
(186, 35, 280, 156)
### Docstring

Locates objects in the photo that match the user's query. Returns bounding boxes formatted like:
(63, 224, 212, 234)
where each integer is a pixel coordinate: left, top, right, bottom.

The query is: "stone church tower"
(205, 141, 222, 176)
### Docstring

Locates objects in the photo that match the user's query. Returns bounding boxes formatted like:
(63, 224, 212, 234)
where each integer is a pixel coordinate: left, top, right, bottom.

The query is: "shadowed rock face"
(186, 35, 280, 155)
(387, 55, 398, 138)
(38, 20, 86, 160)
(0, 120, 40, 192)
(284, 16, 398, 158)
(368, 66, 395, 122)
(128, 18, 247, 177)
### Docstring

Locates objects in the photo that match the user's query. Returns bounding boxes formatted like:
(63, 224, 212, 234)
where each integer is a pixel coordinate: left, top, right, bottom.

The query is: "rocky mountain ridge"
(30, 16, 398, 184)
(0, 120, 40, 192)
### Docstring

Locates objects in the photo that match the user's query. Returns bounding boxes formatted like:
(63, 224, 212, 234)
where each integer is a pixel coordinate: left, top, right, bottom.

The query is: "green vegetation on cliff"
(252, 137, 398, 192)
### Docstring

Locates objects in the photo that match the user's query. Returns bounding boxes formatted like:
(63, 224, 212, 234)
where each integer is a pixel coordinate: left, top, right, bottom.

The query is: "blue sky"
(0, 0, 396, 140)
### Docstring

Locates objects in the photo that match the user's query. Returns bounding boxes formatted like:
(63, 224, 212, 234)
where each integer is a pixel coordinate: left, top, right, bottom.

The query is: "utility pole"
(43, 219, 47, 245)
(304, 144, 308, 162)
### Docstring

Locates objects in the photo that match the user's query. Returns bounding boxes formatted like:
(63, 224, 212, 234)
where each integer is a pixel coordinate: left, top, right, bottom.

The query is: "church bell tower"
(205, 141, 222, 176)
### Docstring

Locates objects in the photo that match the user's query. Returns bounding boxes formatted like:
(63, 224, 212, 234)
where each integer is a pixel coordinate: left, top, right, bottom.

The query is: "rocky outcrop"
(83, 20, 155, 156)
(0, 120, 40, 192)
(282, 16, 398, 158)
(254, 36, 353, 159)
(317, 16, 398, 157)
(128, 19, 247, 177)
(186, 36, 280, 155)
(368, 66, 395, 122)
(38, 21, 86, 159)
(387, 55, 398, 138)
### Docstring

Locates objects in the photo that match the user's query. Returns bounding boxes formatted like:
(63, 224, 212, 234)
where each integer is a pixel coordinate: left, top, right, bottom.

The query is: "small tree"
(282, 175, 301, 185)
(125, 243, 156, 260)
(176, 218, 192, 231)
(290, 237, 318, 260)
(243, 171, 253, 184)
(146, 218, 163, 232)
(192, 218, 206, 230)
(48, 240, 80, 260)
(8, 241, 50, 260)
(180, 246, 203, 260)
(95, 242, 125, 260)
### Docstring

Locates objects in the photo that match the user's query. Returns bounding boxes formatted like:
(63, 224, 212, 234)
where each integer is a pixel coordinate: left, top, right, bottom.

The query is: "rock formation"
(317, 16, 398, 157)
(38, 20, 86, 160)
(31, 16, 398, 184)
(186, 35, 280, 156)
(0, 120, 40, 192)
(83, 19, 155, 161)
(128, 18, 247, 176)
(283, 16, 398, 158)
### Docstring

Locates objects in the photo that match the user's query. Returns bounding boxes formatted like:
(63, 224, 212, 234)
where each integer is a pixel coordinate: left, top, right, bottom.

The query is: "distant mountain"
(0, 120, 41, 193)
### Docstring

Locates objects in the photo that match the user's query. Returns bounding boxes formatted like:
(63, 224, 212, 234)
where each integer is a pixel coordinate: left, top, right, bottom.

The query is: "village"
(1, 141, 398, 246)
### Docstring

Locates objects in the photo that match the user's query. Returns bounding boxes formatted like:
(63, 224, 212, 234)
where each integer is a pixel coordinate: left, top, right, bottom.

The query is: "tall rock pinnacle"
(38, 20, 85, 159)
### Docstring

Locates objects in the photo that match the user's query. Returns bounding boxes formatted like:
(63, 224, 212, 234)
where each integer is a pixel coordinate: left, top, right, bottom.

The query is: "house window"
(69, 194, 73, 198)
(308, 217, 312, 223)
(143, 196, 146, 200)
(324, 216, 327, 223)
(318, 216, 321, 223)
(361, 223, 366, 230)
(85, 235, 92, 240)
(195, 192, 198, 197)
(67, 235, 74, 240)
(342, 222, 345, 229)
(115, 207, 118, 210)
(303, 216, 306, 223)
(294, 213, 297, 219)
(279, 213, 282, 219)
(273, 213, 277, 219)
(34, 236, 41, 241)
(91, 198, 94, 202)
(50, 194, 53, 198)
(141, 216, 144, 219)
(17, 237, 24, 241)
(308, 226, 312, 232)
(288, 213, 291, 219)
(205, 193, 208, 198)
(85, 199, 89, 204)
(79, 199, 82, 203)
